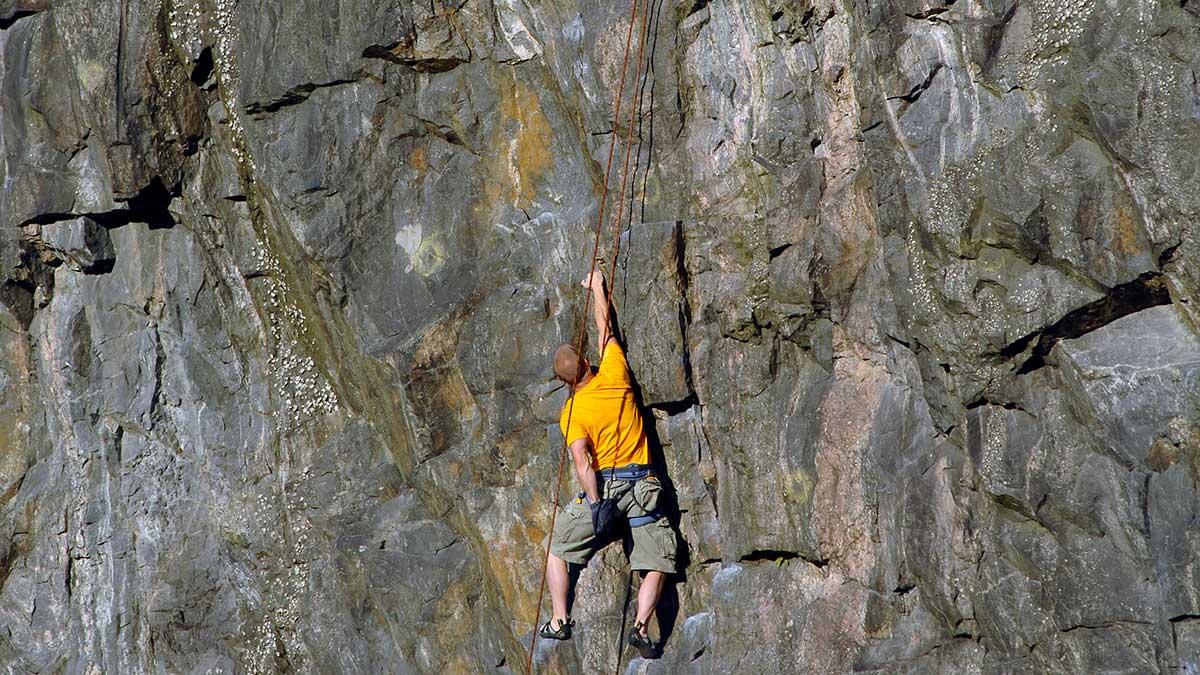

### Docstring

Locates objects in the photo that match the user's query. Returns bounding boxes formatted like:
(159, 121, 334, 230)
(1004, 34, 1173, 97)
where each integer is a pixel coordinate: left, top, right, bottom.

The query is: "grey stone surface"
(1, 0, 1198, 673)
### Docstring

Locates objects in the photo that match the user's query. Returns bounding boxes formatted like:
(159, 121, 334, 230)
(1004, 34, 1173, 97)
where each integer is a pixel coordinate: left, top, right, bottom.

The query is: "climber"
(539, 271, 676, 659)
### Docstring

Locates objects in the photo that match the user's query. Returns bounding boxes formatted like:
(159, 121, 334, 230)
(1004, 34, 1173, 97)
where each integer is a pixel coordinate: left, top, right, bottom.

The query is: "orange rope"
(605, 0, 653, 293)
(606, 6, 653, 675)
(525, 0, 648, 672)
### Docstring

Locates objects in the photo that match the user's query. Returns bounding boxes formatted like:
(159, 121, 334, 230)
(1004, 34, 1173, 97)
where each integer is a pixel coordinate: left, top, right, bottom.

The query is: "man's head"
(554, 343, 589, 384)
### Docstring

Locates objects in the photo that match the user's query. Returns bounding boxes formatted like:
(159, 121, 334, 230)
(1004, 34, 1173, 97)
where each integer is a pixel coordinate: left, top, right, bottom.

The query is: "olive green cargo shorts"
(550, 475, 676, 573)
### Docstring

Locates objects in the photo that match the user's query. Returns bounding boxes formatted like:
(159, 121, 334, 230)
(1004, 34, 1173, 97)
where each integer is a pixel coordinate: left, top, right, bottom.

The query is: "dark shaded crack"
(64, 549, 73, 602)
(964, 396, 1029, 413)
(1002, 272, 1171, 374)
(982, 2, 1020, 75)
(1057, 620, 1153, 633)
(412, 116, 476, 154)
(648, 393, 699, 416)
(190, 46, 214, 89)
(245, 78, 359, 117)
(20, 177, 178, 230)
(0, 473, 24, 510)
(672, 220, 699, 399)
(0, 8, 42, 30)
(77, 255, 115, 275)
(0, 243, 45, 329)
(1158, 241, 1182, 267)
(888, 64, 944, 107)
(768, 3, 811, 44)
(768, 242, 792, 259)
(0, 544, 19, 596)
(0, 517, 33, 593)
(1141, 473, 1151, 536)
(147, 325, 165, 418)
(362, 42, 467, 73)
(905, 6, 953, 22)
(986, 490, 1052, 534)
(737, 549, 827, 568)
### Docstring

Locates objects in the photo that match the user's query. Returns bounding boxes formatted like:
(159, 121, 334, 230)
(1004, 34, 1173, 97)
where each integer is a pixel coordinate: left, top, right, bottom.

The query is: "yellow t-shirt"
(559, 341, 650, 470)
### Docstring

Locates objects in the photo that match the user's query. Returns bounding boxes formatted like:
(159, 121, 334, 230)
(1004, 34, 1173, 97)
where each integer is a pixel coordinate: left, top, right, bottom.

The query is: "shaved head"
(554, 343, 587, 384)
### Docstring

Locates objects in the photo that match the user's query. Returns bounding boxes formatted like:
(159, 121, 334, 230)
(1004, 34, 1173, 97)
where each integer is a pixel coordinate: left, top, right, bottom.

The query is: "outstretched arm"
(582, 272, 615, 357)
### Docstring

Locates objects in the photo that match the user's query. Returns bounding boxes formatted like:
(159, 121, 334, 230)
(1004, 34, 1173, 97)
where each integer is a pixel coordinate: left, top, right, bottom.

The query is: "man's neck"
(573, 369, 594, 391)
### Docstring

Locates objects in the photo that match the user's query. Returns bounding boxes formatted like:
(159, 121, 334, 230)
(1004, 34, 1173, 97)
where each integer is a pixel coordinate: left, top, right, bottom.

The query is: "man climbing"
(539, 271, 676, 659)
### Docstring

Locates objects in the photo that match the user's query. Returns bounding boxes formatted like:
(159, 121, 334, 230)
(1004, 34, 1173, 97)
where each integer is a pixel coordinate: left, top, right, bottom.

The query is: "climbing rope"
(605, 7, 653, 674)
(604, 0, 653, 294)
(525, 0, 650, 672)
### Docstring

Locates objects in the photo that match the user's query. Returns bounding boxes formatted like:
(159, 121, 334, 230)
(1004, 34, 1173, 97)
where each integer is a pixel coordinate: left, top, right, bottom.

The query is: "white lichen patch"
(1018, 0, 1095, 83)
(167, 0, 205, 58)
(213, 0, 256, 171)
(251, 245, 340, 429)
(166, 0, 255, 170)
(979, 407, 1010, 485)
(232, 474, 324, 673)
(904, 220, 938, 321)
(238, 555, 315, 672)
(922, 129, 1013, 251)
(168, 0, 339, 432)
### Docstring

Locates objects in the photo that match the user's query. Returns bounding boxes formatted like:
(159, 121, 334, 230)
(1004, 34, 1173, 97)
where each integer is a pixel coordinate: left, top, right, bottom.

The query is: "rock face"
(1, 0, 1198, 672)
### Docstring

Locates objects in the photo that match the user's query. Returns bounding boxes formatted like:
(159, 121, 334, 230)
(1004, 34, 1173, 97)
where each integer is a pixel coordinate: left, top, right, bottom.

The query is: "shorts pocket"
(629, 517, 676, 572)
(632, 476, 662, 515)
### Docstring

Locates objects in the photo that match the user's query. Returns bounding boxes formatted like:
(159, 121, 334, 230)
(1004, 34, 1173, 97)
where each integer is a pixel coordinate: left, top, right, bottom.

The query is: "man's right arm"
(569, 438, 599, 503)
(582, 272, 616, 358)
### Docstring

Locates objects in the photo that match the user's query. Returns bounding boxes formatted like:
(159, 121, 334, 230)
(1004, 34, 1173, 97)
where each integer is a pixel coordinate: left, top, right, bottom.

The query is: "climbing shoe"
(627, 621, 656, 659)
(539, 617, 574, 641)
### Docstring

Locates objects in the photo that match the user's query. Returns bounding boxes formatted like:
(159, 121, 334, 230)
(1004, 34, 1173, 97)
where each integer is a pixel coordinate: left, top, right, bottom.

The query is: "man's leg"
(547, 552, 571, 627)
(545, 494, 600, 637)
(635, 570, 665, 628)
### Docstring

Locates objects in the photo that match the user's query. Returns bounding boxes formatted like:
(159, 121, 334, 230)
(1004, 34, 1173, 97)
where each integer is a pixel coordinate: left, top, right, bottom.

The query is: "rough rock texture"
(2, 0, 1199, 672)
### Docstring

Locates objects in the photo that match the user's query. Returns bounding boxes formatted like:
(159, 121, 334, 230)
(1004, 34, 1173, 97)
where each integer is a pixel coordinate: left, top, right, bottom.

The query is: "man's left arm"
(569, 438, 599, 503)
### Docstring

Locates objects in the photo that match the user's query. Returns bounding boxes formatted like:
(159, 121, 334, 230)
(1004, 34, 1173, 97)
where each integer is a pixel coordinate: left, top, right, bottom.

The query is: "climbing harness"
(525, 0, 653, 671)
(598, 464, 654, 482)
(575, 464, 665, 529)
(597, 465, 664, 528)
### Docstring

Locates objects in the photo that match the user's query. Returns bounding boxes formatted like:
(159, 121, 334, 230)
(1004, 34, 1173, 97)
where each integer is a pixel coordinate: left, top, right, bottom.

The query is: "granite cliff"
(2, 0, 1200, 672)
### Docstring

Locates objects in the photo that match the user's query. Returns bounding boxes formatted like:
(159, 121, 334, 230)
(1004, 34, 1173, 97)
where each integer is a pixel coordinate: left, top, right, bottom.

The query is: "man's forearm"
(590, 280, 611, 348)
(574, 458, 600, 503)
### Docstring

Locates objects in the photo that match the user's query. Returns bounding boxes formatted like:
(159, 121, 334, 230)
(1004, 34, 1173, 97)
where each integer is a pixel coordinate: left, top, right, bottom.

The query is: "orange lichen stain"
(412, 310, 465, 368)
(1114, 201, 1143, 255)
(478, 78, 554, 216)
(410, 146, 428, 176)
(484, 497, 549, 626)
(429, 581, 483, 673)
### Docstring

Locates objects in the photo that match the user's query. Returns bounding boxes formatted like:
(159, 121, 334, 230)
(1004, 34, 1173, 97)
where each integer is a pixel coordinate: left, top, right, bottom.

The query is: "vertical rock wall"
(1, 0, 1198, 672)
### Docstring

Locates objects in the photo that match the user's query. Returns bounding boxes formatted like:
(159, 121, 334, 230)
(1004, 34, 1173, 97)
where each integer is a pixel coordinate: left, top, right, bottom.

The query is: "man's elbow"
(571, 450, 589, 469)
(569, 441, 591, 468)
(573, 457, 591, 476)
